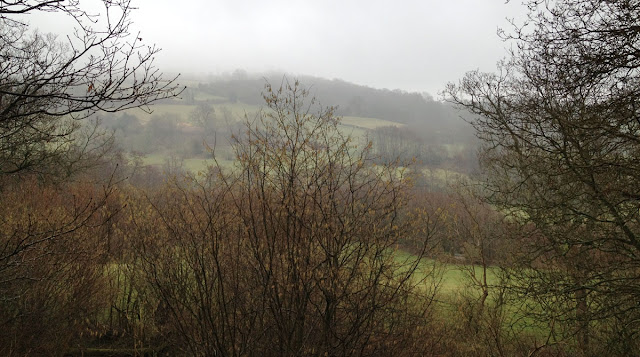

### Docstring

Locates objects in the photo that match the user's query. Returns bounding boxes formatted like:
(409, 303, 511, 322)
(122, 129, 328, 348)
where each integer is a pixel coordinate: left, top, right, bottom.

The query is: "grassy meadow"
(120, 82, 425, 177)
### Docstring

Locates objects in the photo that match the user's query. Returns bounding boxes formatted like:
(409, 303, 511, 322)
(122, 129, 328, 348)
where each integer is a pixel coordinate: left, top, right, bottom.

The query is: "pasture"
(125, 89, 416, 175)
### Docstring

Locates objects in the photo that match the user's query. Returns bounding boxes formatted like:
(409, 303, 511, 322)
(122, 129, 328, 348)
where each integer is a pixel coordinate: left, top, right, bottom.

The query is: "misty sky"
(135, 0, 526, 95)
(130, 0, 526, 95)
(30, 0, 525, 96)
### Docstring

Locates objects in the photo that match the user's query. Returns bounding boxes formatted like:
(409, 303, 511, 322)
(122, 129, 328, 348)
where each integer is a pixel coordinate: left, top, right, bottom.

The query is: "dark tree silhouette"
(446, 0, 640, 354)
(0, 0, 182, 178)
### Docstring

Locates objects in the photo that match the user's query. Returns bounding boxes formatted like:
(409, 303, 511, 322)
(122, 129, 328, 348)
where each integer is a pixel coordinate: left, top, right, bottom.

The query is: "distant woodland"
(100, 72, 479, 185)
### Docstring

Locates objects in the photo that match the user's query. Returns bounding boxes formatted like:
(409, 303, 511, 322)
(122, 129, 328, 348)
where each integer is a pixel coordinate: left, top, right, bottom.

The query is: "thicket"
(0, 80, 610, 357)
(0, 77, 522, 356)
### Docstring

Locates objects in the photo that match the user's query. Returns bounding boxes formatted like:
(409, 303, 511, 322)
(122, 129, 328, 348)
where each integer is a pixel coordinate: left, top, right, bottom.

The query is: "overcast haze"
(124, 1, 524, 95)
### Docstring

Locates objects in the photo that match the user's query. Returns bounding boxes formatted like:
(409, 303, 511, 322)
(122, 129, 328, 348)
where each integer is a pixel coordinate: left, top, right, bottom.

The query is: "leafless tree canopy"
(447, 0, 640, 354)
(131, 81, 442, 356)
(0, 0, 182, 177)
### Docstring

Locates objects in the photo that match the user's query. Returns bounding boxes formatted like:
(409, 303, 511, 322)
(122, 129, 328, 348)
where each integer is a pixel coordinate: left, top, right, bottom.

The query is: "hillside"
(183, 72, 469, 130)
(102, 73, 479, 179)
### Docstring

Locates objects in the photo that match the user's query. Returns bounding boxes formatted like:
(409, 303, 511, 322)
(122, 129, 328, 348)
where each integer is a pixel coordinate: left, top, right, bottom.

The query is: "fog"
(132, 0, 524, 96)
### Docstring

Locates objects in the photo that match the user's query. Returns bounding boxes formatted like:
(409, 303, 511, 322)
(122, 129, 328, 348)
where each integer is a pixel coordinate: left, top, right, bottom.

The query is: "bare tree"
(440, 185, 520, 357)
(446, 0, 640, 354)
(135, 80, 442, 356)
(0, 177, 118, 354)
(0, 0, 182, 178)
(229, 80, 439, 356)
(0, 1, 181, 353)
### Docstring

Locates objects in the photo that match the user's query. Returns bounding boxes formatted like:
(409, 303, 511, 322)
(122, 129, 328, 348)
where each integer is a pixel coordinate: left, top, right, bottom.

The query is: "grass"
(421, 167, 468, 187)
(392, 250, 501, 295)
(129, 101, 401, 131)
(124, 103, 192, 122)
(340, 116, 404, 129)
(124, 101, 262, 123)
(141, 153, 236, 173)
(125, 94, 453, 180)
(394, 251, 554, 341)
(126, 100, 401, 176)
(213, 102, 261, 120)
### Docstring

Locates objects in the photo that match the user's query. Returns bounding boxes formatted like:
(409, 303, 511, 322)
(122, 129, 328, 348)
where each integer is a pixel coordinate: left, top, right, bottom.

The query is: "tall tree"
(0, 2, 180, 353)
(446, 0, 640, 354)
(137, 80, 442, 356)
(0, 0, 182, 179)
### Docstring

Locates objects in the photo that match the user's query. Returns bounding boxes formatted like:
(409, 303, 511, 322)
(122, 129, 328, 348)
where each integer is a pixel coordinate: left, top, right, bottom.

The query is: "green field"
(124, 102, 262, 123)
(393, 250, 501, 295)
(124, 103, 193, 122)
(125, 96, 406, 173)
(120, 83, 471, 195)
(341, 116, 405, 129)
(141, 153, 236, 173)
(130, 102, 400, 130)
(421, 167, 468, 187)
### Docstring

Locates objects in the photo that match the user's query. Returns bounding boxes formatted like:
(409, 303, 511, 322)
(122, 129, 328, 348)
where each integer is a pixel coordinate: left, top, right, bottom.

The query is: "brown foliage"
(131, 81, 443, 356)
(0, 177, 117, 355)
